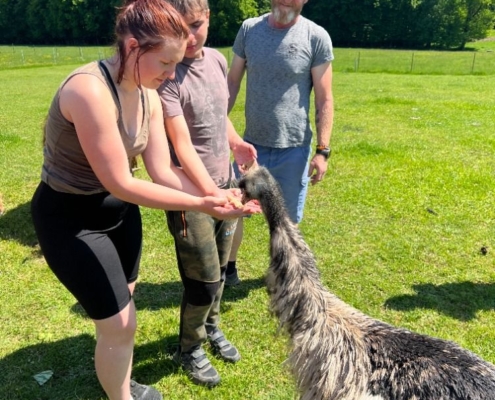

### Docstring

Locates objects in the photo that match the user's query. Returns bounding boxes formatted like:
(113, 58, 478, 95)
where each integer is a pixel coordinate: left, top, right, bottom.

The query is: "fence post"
(355, 51, 360, 72)
(21, 50, 25, 65)
(410, 52, 414, 73)
(471, 52, 476, 74)
(79, 47, 84, 61)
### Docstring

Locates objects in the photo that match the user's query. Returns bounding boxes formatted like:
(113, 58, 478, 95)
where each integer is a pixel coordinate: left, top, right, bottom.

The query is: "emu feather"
(239, 166, 495, 400)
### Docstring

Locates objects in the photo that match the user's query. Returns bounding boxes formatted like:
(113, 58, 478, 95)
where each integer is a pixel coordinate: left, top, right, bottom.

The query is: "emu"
(238, 166, 495, 400)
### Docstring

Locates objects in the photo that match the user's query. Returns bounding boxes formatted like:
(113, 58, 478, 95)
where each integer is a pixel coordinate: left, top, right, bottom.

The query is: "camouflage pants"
(166, 210, 237, 352)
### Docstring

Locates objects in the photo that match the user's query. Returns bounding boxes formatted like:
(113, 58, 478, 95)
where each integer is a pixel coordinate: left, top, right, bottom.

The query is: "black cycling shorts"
(31, 182, 142, 320)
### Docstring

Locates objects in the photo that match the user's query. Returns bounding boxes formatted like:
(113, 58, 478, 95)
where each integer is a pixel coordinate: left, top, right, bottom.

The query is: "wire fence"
(0, 46, 113, 69)
(208, 47, 495, 76)
(333, 48, 495, 75)
(1, 45, 495, 75)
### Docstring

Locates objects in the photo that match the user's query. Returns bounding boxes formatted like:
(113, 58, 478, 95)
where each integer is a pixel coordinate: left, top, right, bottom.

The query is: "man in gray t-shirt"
(226, 0, 335, 279)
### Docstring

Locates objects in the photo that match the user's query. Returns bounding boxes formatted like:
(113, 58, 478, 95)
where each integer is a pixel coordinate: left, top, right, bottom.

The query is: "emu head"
(238, 166, 280, 205)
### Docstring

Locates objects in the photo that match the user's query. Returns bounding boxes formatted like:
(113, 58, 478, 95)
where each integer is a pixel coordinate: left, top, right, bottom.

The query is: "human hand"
(201, 193, 261, 219)
(232, 142, 257, 174)
(224, 188, 261, 213)
(238, 159, 258, 174)
(308, 155, 328, 185)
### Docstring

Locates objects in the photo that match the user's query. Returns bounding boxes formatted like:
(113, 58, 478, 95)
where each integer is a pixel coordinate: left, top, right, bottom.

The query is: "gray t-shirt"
(232, 14, 334, 148)
(159, 47, 232, 187)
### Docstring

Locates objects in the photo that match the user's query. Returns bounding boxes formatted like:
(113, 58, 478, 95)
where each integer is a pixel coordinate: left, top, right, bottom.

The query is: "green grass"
(2, 42, 495, 74)
(220, 45, 495, 76)
(1, 49, 495, 399)
(0, 45, 113, 69)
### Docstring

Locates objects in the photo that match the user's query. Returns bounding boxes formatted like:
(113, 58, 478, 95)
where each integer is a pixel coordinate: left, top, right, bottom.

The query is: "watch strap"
(315, 145, 331, 160)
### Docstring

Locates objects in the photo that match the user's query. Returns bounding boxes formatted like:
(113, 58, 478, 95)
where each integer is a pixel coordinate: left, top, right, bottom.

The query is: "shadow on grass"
(385, 281, 495, 321)
(0, 201, 38, 247)
(0, 333, 101, 400)
(70, 277, 267, 318)
(133, 277, 266, 312)
(0, 333, 181, 400)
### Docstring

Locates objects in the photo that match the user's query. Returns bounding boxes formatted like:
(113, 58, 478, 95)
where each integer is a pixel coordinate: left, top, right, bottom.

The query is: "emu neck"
(259, 189, 292, 232)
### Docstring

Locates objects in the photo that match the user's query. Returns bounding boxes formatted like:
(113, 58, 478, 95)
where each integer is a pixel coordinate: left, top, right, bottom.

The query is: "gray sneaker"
(130, 380, 162, 400)
(208, 328, 241, 363)
(225, 270, 241, 286)
(173, 346, 221, 387)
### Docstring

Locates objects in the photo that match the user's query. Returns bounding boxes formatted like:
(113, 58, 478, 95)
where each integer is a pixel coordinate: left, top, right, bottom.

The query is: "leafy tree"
(208, 0, 259, 46)
(457, 0, 495, 48)
(0, 0, 30, 44)
(304, 0, 494, 48)
(254, 0, 271, 14)
(70, 0, 121, 44)
(302, 0, 379, 47)
(0, 0, 493, 48)
(413, 0, 494, 48)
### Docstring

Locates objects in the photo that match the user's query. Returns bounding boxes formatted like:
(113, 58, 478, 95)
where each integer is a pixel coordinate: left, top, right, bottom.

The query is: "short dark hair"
(165, 0, 209, 19)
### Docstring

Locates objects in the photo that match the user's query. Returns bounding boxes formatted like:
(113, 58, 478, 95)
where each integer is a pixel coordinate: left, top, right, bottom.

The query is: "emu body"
(239, 167, 495, 400)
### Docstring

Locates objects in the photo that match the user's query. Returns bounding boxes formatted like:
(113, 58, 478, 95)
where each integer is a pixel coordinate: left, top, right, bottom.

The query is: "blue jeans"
(235, 144, 310, 223)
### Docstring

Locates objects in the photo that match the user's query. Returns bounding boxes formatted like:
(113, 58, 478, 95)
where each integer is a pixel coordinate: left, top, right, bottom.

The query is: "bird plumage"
(239, 166, 495, 400)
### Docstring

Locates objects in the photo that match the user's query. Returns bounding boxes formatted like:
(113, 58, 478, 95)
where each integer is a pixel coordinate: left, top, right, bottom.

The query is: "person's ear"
(126, 37, 140, 55)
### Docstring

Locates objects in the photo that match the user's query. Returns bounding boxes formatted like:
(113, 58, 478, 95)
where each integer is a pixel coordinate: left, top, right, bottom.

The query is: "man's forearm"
(227, 82, 240, 114)
(315, 99, 334, 147)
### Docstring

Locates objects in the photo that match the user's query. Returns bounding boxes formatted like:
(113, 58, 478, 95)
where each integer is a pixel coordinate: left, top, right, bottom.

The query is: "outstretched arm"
(163, 114, 222, 197)
(64, 74, 253, 218)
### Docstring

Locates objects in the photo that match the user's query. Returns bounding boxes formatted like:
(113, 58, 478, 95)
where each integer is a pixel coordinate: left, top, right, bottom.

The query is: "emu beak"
(240, 189, 248, 205)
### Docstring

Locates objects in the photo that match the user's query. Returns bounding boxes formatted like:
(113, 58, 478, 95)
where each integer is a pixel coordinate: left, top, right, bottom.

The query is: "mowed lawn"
(0, 54, 495, 399)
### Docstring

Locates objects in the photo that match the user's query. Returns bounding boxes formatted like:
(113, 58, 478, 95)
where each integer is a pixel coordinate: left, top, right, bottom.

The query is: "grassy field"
(2, 40, 495, 74)
(1, 47, 495, 399)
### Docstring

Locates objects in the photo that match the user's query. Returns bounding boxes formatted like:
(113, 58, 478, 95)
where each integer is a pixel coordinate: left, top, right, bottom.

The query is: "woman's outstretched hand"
(201, 189, 261, 219)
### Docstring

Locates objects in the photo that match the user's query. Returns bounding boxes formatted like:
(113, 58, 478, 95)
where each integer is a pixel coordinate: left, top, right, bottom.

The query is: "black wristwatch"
(315, 145, 331, 160)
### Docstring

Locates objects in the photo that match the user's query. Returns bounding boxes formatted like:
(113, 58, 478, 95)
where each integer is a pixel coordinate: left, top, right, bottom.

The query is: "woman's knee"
(94, 301, 137, 343)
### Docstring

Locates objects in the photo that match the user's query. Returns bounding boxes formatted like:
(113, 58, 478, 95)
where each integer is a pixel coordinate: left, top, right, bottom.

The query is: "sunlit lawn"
(1, 45, 495, 399)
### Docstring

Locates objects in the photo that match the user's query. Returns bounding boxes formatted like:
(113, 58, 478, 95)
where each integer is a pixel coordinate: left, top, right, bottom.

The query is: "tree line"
(0, 0, 493, 49)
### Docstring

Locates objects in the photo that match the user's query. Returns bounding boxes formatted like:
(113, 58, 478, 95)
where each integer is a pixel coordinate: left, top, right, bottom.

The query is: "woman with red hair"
(31, 1, 256, 399)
